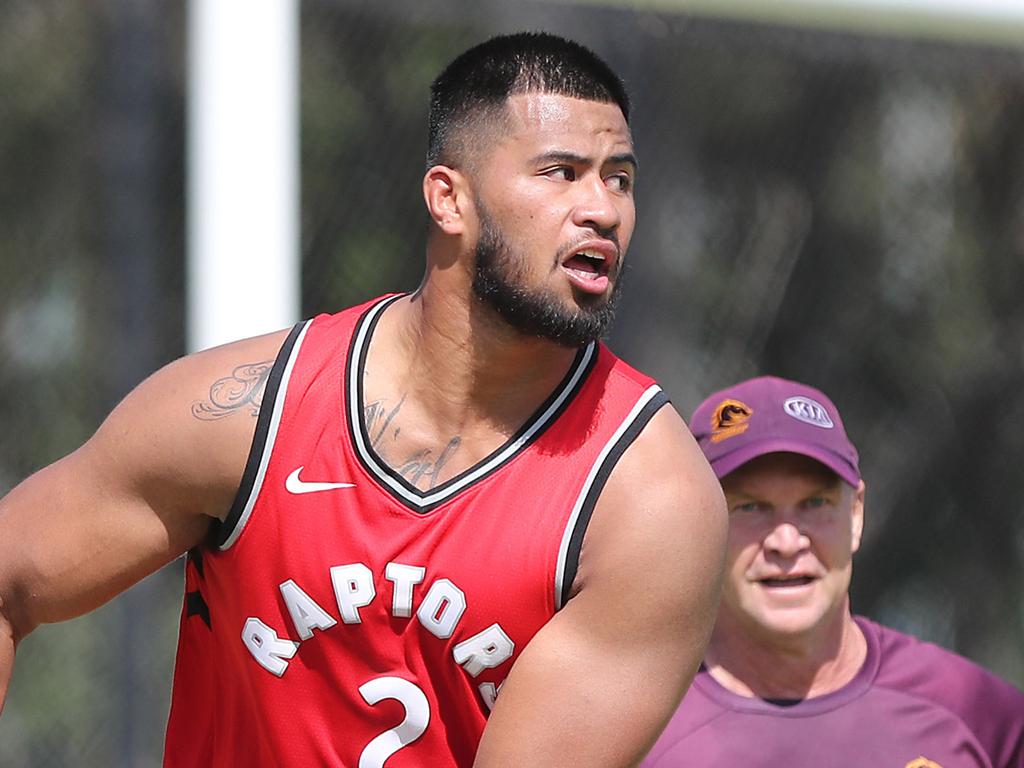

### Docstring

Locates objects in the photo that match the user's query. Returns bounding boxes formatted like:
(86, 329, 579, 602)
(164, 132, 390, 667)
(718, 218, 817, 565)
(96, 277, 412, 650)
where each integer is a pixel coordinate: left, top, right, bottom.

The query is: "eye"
(605, 173, 632, 193)
(544, 166, 576, 181)
(731, 501, 765, 515)
(799, 495, 837, 525)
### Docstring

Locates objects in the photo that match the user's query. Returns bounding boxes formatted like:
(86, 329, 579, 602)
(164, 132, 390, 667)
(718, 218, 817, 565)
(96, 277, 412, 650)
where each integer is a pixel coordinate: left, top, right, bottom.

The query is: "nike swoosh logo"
(286, 467, 356, 494)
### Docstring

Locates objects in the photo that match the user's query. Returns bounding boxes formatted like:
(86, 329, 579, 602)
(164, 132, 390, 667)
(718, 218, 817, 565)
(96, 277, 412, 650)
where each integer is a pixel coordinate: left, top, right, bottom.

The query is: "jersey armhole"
(553, 385, 670, 609)
(209, 320, 311, 550)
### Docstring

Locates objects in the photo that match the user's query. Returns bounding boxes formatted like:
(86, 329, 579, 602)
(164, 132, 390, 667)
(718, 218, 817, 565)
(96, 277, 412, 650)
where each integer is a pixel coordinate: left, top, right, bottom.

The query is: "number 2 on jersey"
(358, 677, 430, 768)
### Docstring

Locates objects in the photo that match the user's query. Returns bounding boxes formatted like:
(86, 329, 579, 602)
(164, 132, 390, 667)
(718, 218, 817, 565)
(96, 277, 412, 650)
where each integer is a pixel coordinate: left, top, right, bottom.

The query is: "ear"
(850, 479, 865, 554)
(423, 165, 469, 236)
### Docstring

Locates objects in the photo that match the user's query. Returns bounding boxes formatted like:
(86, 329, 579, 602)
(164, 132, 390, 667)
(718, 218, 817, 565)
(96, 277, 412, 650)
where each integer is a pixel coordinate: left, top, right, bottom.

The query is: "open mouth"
(759, 576, 815, 588)
(563, 250, 609, 279)
(561, 245, 615, 295)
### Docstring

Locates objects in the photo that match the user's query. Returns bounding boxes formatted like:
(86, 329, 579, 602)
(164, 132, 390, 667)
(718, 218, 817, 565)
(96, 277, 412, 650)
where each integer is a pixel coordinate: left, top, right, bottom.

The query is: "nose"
(572, 174, 623, 236)
(763, 521, 810, 558)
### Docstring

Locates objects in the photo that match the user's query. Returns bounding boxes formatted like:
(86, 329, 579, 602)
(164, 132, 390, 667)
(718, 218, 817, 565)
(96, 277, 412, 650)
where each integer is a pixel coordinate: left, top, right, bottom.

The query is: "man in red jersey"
(0, 33, 727, 766)
(643, 376, 1024, 767)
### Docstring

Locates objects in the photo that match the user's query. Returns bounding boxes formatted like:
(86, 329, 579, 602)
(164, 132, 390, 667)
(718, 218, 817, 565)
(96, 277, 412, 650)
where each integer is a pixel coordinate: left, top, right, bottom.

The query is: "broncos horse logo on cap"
(710, 399, 753, 443)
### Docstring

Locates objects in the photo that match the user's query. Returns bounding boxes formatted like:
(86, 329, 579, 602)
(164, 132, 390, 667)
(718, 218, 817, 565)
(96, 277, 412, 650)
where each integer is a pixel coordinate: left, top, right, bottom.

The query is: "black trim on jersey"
(344, 295, 404, 499)
(558, 390, 670, 608)
(187, 547, 204, 579)
(209, 322, 306, 548)
(346, 295, 599, 515)
(185, 590, 212, 630)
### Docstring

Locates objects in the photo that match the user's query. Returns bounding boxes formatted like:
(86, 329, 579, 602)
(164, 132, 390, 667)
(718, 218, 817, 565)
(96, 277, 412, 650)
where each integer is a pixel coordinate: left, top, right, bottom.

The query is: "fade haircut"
(426, 32, 630, 170)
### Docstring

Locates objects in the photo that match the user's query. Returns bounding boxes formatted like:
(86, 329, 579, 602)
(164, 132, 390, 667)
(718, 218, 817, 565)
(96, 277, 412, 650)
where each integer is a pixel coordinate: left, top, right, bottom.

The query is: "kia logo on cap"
(783, 396, 834, 428)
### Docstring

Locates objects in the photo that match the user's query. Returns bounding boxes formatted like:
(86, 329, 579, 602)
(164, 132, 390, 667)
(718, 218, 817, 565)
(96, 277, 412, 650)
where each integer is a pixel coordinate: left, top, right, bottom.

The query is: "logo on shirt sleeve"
(905, 758, 943, 768)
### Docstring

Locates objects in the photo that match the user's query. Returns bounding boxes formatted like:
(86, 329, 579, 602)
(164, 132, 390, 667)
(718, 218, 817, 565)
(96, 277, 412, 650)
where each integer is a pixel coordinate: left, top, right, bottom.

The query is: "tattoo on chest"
(365, 396, 405, 449)
(191, 361, 273, 420)
(364, 395, 462, 490)
(395, 439, 462, 489)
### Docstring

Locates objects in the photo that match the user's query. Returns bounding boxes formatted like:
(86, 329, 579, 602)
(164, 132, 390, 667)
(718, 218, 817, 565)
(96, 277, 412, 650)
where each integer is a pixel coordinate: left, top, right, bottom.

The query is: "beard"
(471, 204, 623, 348)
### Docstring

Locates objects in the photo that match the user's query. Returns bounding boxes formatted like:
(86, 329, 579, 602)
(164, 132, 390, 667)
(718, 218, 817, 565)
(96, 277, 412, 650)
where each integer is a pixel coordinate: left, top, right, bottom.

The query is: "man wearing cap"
(642, 376, 1024, 767)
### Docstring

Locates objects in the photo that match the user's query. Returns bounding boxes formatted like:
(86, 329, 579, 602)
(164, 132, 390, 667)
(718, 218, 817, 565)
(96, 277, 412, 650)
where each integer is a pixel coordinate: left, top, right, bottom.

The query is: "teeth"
(566, 267, 600, 280)
(579, 250, 604, 261)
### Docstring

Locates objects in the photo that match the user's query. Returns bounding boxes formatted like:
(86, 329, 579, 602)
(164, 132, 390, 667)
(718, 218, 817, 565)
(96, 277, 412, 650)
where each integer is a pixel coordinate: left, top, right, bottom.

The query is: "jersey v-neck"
(345, 294, 599, 514)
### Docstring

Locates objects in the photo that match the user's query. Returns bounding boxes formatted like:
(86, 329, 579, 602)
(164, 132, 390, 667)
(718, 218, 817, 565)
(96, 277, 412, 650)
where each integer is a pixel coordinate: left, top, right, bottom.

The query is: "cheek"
(817, 525, 856, 564)
(720, 546, 759, 612)
(504, 178, 563, 216)
(508, 201, 565, 240)
(619, 203, 637, 240)
(725, 534, 762, 578)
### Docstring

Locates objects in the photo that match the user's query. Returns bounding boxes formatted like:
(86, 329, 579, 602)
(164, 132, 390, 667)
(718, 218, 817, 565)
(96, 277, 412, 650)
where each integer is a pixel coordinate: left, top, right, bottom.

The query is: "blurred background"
(1, 0, 1023, 764)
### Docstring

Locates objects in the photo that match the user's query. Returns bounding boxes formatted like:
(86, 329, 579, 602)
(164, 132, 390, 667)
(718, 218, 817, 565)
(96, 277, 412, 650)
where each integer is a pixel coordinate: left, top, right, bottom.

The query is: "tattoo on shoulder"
(191, 361, 273, 421)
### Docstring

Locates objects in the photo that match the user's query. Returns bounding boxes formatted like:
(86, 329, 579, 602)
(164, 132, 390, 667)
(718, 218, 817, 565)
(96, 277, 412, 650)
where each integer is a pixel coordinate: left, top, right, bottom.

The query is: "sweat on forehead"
(426, 32, 630, 169)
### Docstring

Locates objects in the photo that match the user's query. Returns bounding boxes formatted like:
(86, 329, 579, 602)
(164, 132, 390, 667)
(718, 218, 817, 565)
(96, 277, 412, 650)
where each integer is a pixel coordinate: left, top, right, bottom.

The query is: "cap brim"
(709, 438, 860, 487)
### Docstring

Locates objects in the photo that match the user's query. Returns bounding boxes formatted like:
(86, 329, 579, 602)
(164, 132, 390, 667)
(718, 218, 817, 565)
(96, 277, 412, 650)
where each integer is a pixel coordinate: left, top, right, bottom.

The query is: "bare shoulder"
(84, 327, 294, 522)
(0, 328, 296, 645)
(476, 403, 727, 765)
(608, 402, 725, 513)
(574, 403, 728, 598)
(185, 330, 293, 422)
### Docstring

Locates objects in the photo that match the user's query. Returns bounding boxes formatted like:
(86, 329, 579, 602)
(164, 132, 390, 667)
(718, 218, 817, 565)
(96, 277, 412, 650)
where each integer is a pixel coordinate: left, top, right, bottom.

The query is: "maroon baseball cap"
(689, 375, 860, 486)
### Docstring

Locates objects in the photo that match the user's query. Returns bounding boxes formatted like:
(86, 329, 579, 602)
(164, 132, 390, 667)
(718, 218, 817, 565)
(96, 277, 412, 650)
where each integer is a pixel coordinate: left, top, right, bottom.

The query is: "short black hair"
(426, 32, 630, 169)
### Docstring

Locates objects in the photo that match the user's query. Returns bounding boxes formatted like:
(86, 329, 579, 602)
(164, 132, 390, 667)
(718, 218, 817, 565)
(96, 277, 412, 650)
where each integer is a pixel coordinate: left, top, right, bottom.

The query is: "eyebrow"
(724, 482, 841, 502)
(530, 150, 639, 172)
(808, 478, 843, 495)
(723, 490, 757, 504)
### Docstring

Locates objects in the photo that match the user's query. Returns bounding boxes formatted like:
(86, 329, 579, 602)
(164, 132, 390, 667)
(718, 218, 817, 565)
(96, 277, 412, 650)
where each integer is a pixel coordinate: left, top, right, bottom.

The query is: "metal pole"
(187, 0, 300, 353)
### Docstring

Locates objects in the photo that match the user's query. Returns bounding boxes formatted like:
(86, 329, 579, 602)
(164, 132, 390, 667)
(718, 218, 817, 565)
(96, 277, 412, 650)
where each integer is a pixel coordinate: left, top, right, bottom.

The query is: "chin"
(744, 603, 833, 640)
(761, 614, 828, 639)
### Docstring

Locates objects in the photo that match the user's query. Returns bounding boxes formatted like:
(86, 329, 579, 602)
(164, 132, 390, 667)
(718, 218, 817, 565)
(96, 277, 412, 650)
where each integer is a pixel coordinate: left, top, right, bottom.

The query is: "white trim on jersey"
(347, 296, 597, 510)
(220, 319, 312, 550)
(553, 384, 664, 610)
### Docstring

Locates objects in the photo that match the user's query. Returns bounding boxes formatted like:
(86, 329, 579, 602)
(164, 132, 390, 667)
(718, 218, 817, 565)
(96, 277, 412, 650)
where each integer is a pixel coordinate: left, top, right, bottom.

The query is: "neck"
(704, 611, 867, 700)
(374, 280, 582, 436)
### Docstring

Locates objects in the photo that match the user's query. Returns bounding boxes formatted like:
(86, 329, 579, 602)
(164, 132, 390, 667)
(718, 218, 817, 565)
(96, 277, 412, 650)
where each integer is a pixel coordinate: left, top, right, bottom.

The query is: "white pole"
(187, 0, 300, 353)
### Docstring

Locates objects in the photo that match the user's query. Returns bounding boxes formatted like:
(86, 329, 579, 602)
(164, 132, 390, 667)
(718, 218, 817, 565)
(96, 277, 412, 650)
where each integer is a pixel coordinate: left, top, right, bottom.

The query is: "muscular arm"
(474, 405, 728, 767)
(0, 329, 289, 711)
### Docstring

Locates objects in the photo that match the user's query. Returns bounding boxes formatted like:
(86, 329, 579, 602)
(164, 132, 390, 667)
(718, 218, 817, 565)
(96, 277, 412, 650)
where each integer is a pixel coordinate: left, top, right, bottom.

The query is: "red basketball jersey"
(164, 294, 669, 767)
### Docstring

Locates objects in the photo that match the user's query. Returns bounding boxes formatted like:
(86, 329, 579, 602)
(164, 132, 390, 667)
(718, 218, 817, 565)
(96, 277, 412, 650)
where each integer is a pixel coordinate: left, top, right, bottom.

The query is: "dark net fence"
(1, 0, 1022, 764)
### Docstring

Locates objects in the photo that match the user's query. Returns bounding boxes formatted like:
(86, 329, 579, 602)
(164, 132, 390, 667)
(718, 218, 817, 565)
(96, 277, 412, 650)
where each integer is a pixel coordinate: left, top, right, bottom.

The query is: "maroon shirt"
(643, 616, 1024, 767)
